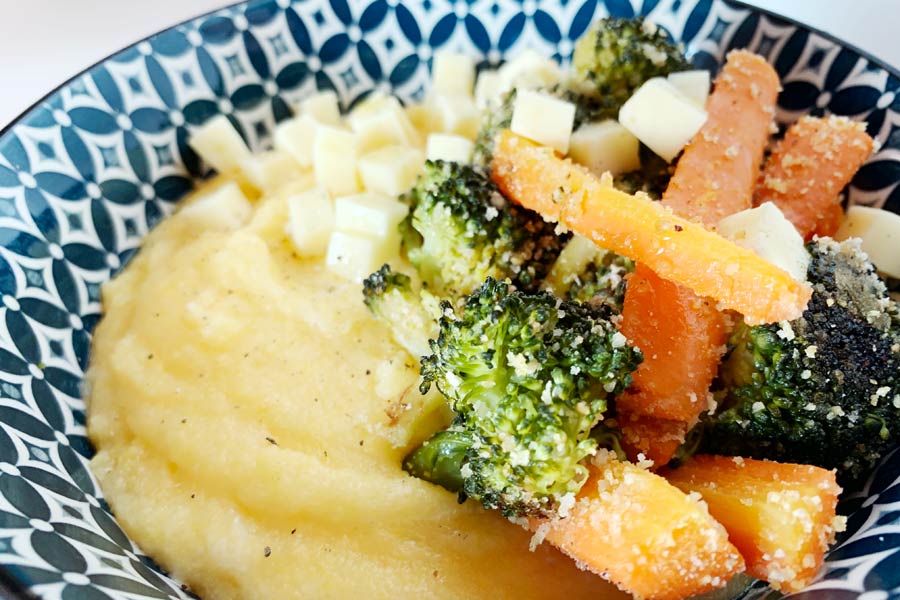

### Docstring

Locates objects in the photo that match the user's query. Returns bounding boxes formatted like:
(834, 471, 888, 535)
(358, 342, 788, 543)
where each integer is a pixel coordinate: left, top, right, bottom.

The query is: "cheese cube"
(325, 231, 398, 282)
(569, 121, 641, 176)
(426, 133, 474, 163)
(286, 187, 334, 257)
(497, 49, 562, 94)
(358, 146, 424, 196)
(668, 70, 711, 108)
(432, 52, 475, 97)
(349, 95, 419, 151)
(313, 125, 361, 196)
(406, 102, 441, 137)
(717, 202, 810, 282)
(433, 93, 481, 140)
(835, 205, 900, 278)
(334, 191, 408, 240)
(180, 182, 252, 231)
(474, 70, 502, 109)
(274, 115, 319, 168)
(249, 150, 304, 193)
(510, 89, 576, 154)
(189, 115, 259, 185)
(299, 90, 342, 126)
(618, 77, 708, 163)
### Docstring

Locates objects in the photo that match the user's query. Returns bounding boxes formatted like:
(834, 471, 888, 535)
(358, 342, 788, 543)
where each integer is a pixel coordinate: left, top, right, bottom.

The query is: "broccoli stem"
(403, 429, 473, 493)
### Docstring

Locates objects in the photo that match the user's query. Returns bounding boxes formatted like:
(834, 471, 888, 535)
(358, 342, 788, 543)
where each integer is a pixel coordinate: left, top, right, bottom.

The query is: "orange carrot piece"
(663, 455, 843, 593)
(618, 264, 729, 422)
(490, 130, 811, 325)
(663, 50, 781, 227)
(754, 115, 874, 240)
(812, 201, 844, 238)
(619, 413, 688, 467)
(534, 458, 744, 600)
(616, 51, 779, 449)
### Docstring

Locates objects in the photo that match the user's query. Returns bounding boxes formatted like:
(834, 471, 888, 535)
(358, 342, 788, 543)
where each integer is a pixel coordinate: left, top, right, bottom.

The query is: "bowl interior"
(0, 1, 899, 598)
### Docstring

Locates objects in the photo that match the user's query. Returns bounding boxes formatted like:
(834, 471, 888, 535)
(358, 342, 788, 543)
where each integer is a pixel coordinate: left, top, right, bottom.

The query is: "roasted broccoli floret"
(697, 238, 900, 482)
(363, 264, 439, 359)
(570, 17, 691, 111)
(542, 234, 634, 313)
(473, 89, 516, 167)
(404, 278, 642, 517)
(404, 160, 563, 298)
(612, 144, 675, 199)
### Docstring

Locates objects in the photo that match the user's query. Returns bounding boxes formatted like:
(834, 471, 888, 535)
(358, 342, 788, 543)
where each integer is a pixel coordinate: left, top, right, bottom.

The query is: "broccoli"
(473, 89, 516, 167)
(403, 160, 563, 298)
(570, 17, 691, 112)
(404, 278, 642, 517)
(612, 144, 675, 200)
(542, 234, 634, 313)
(695, 238, 900, 483)
(362, 264, 439, 359)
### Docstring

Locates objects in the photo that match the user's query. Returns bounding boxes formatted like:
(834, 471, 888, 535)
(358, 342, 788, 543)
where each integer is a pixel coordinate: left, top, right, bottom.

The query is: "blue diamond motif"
(37, 142, 55, 160)
(225, 54, 246, 77)
(709, 17, 728, 44)
(128, 77, 143, 93)
(313, 10, 325, 24)
(340, 67, 359, 87)
(22, 268, 44, 289)
(270, 33, 289, 57)
(180, 70, 194, 86)
(69, 79, 89, 96)
(153, 143, 174, 167)
(1, 383, 21, 401)
(0, 197, 17, 218)
(99, 145, 120, 168)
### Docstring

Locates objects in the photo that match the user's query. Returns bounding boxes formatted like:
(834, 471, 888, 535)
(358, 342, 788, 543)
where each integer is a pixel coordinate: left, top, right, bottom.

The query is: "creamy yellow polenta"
(86, 184, 623, 599)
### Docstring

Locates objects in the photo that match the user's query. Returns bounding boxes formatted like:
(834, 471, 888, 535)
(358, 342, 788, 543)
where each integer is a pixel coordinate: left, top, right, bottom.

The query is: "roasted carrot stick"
(531, 457, 745, 600)
(754, 115, 874, 239)
(491, 131, 810, 324)
(664, 50, 781, 227)
(617, 51, 781, 455)
(663, 455, 842, 593)
(618, 413, 689, 468)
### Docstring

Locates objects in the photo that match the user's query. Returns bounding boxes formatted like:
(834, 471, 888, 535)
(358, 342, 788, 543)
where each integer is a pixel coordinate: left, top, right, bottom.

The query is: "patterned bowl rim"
(0, 1, 898, 599)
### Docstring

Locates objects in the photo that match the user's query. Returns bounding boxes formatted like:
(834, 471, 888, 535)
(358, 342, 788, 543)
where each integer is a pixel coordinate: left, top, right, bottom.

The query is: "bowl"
(0, 0, 898, 598)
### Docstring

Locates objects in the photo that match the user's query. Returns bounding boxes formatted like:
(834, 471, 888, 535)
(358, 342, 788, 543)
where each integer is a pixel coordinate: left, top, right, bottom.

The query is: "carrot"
(754, 115, 874, 240)
(664, 50, 781, 227)
(490, 130, 811, 325)
(663, 455, 843, 593)
(615, 51, 780, 454)
(532, 456, 745, 600)
(812, 201, 844, 238)
(617, 265, 728, 422)
(618, 413, 688, 467)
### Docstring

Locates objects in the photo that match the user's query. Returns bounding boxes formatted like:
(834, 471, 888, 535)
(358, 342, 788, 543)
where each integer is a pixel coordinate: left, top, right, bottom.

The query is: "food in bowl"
(85, 15, 900, 600)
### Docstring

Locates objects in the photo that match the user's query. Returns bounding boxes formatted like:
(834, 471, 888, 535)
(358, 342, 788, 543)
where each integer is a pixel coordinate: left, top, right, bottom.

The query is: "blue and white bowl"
(0, 1, 898, 598)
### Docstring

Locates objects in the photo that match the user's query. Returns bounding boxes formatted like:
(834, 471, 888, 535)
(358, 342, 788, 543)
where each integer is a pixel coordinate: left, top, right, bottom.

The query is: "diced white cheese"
(474, 70, 502, 109)
(717, 202, 810, 282)
(497, 49, 562, 95)
(432, 93, 481, 140)
(618, 77, 708, 162)
(248, 150, 304, 194)
(334, 191, 408, 240)
(325, 231, 398, 282)
(406, 102, 441, 137)
(189, 114, 259, 186)
(179, 182, 252, 231)
(667, 70, 711, 108)
(358, 146, 424, 197)
(313, 125, 361, 196)
(835, 205, 900, 278)
(286, 187, 334, 257)
(274, 114, 319, 168)
(432, 52, 475, 97)
(510, 89, 576, 154)
(299, 90, 342, 126)
(425, 133, 474, 163)
(348, 94, 419, 151)
(568, 120, 641, 176)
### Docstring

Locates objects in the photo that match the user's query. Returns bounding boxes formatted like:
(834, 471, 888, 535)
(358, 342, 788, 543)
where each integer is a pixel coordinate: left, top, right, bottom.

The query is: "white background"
(0, 0, 897, 129)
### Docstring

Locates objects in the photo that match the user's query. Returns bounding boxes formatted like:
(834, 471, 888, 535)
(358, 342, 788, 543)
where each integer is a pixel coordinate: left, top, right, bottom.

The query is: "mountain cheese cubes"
(432, 53, 475, 97)
(568, 121, 641, 176)
(426, 133, 474, 163)
(717, 202, 810, 282)
(334, 192, 408, 240)
(326, 231, 395, 282)
(358, 146, 424, 197)
(835, 205, 900, 278)
(510, 90, 576, 154)
(619, 77, 707, 162)
(287, 187, 334, 257)
(274, 115, 319, 168)
(298, 90, 342, 126)
(349, 95, 420, 152)
(180, 182, 252, 231)
(667, 70, 711, 108)
(313, 125, 361, 196)
(189, 115, 260, 186)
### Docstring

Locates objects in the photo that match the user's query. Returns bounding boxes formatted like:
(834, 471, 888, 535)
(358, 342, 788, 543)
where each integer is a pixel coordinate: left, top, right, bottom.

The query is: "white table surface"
(0, 0, 897, 130)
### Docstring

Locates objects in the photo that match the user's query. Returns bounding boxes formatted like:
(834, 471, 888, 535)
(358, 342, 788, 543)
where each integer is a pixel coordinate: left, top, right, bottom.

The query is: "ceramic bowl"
(0, 0, 898, 598)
